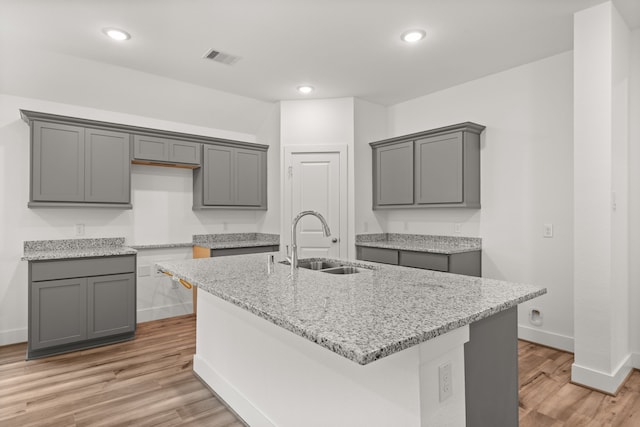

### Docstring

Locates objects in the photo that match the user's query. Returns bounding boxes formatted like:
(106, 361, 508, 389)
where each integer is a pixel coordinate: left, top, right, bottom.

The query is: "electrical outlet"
(543, 223, 553, 238)
(439, 362, 453, 402)
(75, 223, 85, 236)
(529, 308, 543, 326)
(364, 221, 369, 232)
(454, 223, 462, 234)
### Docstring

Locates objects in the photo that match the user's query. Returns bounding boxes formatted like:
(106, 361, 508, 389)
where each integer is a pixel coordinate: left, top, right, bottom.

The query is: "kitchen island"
(157, 253, 545, 427)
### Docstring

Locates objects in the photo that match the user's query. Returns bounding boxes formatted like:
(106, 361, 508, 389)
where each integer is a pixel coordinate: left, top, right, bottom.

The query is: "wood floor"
(2, 316, 640, 427)
(0, 315, 243, 427)
(518, 340, 640, 426)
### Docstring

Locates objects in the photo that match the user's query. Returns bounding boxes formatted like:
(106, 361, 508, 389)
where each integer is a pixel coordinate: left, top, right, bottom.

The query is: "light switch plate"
(543, 223, 553, 238)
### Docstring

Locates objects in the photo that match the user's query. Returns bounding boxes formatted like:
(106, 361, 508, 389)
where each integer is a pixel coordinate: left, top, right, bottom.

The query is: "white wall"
(629, 28, 640, 358)
(354, 98, 387, 236)
(385, 52, 575, 351)
(0, 45, 272, 137)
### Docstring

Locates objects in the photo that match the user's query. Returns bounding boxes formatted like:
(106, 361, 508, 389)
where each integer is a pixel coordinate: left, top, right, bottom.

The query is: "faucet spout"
(289, 210, 331, 275)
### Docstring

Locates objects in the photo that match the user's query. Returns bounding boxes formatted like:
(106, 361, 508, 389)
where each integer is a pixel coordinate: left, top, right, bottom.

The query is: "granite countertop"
(22, 237, 137, 261)
(156, 253, 545, 365)
(356, 233, 482, 254)
(192, 232, 279, 249)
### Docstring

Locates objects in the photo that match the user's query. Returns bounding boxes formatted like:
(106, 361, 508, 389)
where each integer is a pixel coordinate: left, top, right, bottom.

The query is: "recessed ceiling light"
(297, 85, 314, 94)
(401, 29, 426, 43)
(102, 28, 131, 41)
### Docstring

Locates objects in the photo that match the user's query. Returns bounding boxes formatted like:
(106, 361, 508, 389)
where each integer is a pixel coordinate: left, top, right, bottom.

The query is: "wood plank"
(2, 315, 640, 426)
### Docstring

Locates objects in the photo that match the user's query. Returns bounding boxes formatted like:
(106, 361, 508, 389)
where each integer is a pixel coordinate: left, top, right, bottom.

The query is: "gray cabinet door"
(30, 278, 87, 350)
(32, 121, 85, 202)
(203, 144, 235, 205)
(133, 135, 168, 161)
(85, 128, 131, 203)
(374, 141, 414, 206)
(169, 141, 201, 165)
(236, 148, 263, 206)
(134, 135, 201, 165)
(87, 273, 136, 339)
(415, 133, 463, 204)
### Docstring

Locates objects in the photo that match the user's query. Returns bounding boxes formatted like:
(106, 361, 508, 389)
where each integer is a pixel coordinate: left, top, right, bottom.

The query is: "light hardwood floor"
(2, 315, 640, 426)
(518, 340, 640, 426)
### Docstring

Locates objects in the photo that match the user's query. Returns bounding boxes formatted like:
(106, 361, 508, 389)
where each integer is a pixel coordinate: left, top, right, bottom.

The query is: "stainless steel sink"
(320, 266, 360, 275)
(279, 259, 367, 275)
(298, 260, 342, 271)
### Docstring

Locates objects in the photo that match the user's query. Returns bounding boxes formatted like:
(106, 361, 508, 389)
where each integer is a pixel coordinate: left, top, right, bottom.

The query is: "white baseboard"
(0, 328, 28, 346)
(572, 354, 633, 395)
(518, 325, 574, 353)
(137, 303, 193, 323)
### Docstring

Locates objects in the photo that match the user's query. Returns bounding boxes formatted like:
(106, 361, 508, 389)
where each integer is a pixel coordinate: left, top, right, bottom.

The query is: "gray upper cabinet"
(236, 148, 264, 206)
(32, 121, 86, 203)
(133, 135, 167, 161)
(203, 144, 234, 205)
(194, 142, 268, 210)
(133, 135, 201, 166)
(371, 122, 484, 209)
(374, 141, 414, 206)
(85, 128, 131, 204)
(415, 133, 463, 205)
(22, 110, 268, 210)
(28, 116, 132, 208)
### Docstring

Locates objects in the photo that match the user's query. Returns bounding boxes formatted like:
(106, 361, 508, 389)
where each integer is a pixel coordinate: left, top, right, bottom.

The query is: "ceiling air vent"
(202, 48, 241, 65)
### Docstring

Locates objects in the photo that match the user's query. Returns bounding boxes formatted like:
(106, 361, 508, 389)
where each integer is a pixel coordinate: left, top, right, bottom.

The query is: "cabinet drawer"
(357, 247, 399, 265)
(210, 246, 279, 257)
(31, 255, 136, 282)
(399, 251, 449, 272)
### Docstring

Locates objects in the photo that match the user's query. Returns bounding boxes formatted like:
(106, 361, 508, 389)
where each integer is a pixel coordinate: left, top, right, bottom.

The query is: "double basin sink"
(280, 259, 364, 275)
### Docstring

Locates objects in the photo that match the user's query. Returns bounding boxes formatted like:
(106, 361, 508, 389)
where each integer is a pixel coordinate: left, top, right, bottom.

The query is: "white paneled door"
(284, 146, 347, 259)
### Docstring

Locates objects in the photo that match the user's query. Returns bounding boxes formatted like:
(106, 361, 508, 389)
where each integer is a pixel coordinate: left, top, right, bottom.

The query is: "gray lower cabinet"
(28, 256, 136, 359)
(193, 143, 268, 209)
(465, 306, 518, 427)
(371, 122, 484, 209)
(30, 120, 131, 207)
(356, 245, 481, 277)
(133, 134, 201, 166)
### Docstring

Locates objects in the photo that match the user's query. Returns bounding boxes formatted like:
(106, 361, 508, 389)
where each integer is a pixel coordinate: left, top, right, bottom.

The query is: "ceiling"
(1, 0, 638, 106)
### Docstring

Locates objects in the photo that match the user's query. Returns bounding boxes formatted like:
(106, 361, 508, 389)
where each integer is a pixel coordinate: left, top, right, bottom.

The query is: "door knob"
(331, 238, 338, 243)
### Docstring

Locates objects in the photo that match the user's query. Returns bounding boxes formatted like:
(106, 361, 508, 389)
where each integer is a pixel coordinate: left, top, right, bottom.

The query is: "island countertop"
(156, 253, 545, 365)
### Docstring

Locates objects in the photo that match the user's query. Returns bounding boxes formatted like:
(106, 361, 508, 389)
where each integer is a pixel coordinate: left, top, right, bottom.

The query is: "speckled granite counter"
(356, 233, 481, 254)
(156, 253, 544, 365)
(22, 237, 137, 261)
(192, 233, 279, 249)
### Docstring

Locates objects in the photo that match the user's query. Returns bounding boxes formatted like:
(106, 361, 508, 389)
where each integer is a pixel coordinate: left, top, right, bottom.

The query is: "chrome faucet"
(287, 210, 331, 275)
